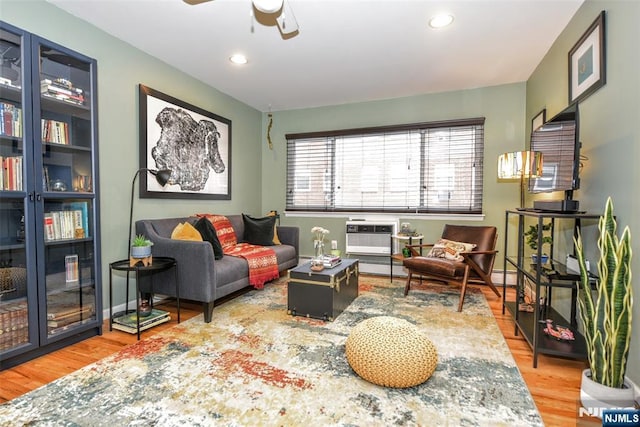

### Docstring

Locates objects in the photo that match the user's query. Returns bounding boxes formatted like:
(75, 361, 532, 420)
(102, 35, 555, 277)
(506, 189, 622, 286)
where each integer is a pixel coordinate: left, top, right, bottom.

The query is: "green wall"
(526, 0, 639, 386)
(6, 0, 637, 387)
(261, 84, 527, 259)
(2, 0, 263, 306)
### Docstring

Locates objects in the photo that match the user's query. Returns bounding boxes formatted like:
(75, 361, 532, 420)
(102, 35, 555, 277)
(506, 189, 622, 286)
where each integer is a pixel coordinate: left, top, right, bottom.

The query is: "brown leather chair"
(402, 224, 500, 311)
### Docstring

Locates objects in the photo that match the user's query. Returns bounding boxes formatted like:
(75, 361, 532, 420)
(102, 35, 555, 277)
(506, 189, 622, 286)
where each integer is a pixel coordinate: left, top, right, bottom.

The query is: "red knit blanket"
(196, 214, 279, 289)
(224, 243, 280, 289)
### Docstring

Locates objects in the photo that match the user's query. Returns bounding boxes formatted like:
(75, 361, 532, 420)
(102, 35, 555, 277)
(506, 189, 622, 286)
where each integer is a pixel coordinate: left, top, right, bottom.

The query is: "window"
(286, 118, 485, 214)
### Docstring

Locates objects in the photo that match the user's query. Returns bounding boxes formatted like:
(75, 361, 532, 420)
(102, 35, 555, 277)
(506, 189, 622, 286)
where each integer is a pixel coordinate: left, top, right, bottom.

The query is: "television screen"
(528, 104, 580, 195)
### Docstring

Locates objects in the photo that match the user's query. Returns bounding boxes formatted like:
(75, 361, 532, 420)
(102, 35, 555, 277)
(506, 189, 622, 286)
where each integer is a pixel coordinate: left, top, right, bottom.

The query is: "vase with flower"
(311, 226, 329, 270)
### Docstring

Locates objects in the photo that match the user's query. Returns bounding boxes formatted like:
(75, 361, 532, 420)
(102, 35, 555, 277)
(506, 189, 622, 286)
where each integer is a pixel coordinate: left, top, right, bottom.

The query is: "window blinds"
(286, 118, 485, 214)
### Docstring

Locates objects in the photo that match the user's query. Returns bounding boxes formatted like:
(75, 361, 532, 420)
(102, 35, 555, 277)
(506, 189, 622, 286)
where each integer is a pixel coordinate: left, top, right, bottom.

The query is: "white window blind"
(286, 118, 485, 214)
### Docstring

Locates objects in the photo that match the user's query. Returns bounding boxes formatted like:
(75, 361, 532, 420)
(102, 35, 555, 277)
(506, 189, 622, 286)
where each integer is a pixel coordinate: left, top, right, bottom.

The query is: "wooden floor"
(0, 279, 600, 426)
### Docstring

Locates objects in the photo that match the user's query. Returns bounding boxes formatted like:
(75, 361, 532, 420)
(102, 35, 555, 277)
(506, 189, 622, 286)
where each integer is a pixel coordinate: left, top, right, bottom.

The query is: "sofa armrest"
(277, 226, 299, 258)
(136, 219, 216, 302)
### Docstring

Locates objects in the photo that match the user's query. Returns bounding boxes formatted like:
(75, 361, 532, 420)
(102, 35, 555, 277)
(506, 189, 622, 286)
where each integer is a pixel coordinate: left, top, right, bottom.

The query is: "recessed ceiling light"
(229, 54, 248, 65)
(429, 13, 454, 29)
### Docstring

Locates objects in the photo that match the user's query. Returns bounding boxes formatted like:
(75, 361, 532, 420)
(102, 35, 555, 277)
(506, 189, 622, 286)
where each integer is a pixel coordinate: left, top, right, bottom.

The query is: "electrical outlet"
(331, 240, 338, 250)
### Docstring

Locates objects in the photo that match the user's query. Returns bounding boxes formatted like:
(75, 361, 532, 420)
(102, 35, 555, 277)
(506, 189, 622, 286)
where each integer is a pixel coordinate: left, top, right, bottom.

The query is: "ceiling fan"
(183, 0, 299, 38)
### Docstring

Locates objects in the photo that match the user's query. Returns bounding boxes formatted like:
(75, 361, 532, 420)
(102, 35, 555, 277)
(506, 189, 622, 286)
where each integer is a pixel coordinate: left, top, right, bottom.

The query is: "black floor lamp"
(128, 168, 172, 257)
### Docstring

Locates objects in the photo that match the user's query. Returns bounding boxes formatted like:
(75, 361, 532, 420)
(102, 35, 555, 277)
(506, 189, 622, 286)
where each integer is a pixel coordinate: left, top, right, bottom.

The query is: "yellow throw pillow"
(426, 238, 476, 262)
(171, 222, 203, 241)
(266, 211, 281, 245)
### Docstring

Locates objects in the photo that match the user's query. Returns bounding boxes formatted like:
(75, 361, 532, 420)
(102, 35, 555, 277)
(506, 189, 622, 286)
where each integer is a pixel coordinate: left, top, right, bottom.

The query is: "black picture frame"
(568, 11, 606, 104)
(138, 84, 231, 199)
(531, 108, 546, 132)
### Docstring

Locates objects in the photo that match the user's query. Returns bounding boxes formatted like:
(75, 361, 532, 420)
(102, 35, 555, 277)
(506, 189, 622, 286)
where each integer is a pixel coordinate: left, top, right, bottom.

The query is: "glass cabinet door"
(0, 25, 34, 355)
(0, 21, 100, 368)
(35, 39, 99, 341)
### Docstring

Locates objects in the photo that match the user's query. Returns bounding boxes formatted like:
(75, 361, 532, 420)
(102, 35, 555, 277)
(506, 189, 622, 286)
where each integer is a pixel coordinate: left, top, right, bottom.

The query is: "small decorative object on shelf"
(524, 222, 553, 264)
(399, 222, 419, 237)
(138, 298, 152, 317)
(541, 319, 575, 341)
(311, 226, 329, 269)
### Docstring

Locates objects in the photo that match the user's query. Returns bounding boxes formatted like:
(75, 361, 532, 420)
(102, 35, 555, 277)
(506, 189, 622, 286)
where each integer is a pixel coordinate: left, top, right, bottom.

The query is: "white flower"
(311, 226, 330, 242)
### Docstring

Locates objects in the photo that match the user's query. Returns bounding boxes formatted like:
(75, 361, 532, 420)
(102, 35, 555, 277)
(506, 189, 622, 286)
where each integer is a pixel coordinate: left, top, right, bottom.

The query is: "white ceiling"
(46, 0, 583, 112)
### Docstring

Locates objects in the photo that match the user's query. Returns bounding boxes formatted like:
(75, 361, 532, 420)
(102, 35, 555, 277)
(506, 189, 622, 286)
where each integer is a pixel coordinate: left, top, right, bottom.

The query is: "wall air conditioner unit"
(345, 220, 397, 255)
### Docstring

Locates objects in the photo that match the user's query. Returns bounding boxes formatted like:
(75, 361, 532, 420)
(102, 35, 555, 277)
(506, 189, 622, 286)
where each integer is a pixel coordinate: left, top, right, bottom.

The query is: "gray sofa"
(135, 215, 299, 322)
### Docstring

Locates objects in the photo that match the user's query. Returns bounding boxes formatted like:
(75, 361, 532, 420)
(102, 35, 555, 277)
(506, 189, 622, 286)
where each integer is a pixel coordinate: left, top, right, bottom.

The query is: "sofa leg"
(203, 302, 214, 323)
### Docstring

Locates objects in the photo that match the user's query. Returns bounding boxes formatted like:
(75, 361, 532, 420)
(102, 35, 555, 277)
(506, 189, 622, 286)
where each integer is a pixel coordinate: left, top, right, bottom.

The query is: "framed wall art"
(531, 108, 546, 132)
(568, 11, 606, 104)
(138, 84, 231, 199)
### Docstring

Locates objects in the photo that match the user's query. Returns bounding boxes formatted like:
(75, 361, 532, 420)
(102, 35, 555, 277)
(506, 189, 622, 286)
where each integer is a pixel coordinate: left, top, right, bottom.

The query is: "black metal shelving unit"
(502, 209, 599, 367)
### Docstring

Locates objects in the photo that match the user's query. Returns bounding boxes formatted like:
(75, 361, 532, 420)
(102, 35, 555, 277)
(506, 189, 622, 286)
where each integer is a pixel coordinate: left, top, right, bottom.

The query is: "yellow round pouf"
(345, 316, 437, 388)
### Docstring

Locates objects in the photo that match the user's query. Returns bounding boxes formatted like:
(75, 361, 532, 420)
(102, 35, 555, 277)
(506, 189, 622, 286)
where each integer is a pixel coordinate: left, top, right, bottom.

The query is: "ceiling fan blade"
(183, 0, 213, 5)
(276, 0, 298, 35)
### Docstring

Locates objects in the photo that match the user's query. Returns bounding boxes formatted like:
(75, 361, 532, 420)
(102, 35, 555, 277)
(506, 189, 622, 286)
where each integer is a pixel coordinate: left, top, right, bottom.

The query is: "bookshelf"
(0, 21, 101, 369)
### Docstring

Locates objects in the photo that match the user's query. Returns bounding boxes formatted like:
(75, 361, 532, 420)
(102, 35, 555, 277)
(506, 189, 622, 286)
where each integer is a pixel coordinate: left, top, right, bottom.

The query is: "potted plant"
(130, 234, 153, 259)
(574, 197, 635, 415)
(524, 222, 553, 264)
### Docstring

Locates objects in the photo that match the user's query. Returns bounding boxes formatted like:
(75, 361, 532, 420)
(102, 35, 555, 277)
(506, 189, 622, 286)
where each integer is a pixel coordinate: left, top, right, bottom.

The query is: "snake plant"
(574, 197, 633, 388)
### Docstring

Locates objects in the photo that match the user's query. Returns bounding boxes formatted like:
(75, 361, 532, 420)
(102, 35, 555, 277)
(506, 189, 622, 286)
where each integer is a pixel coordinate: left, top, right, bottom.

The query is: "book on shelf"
(40, 78, 85, 106)
(47, 303, 94, 321)
(67, 201, 89, 238)
(41, 119, 70, 144)
(44, 209, 86, 241)
(0, 102, 22, 138)
(112, 309, 171, 334)
(1, 156, 23, 191)
(47, 309, 94, 328)
(65, 254, 79, 283)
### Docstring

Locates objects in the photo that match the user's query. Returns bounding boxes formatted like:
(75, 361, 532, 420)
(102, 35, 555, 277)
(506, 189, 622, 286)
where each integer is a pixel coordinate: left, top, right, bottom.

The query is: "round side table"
(108, 256, 179, 339)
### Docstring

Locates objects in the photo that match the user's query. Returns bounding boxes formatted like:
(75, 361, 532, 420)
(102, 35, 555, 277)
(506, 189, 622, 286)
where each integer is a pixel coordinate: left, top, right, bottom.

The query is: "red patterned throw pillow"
(196, 214, 237, 251)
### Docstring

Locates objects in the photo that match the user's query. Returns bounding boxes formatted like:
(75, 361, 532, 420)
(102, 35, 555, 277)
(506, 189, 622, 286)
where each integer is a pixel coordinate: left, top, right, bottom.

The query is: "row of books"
(0, 102, 23, 138)
(1, 155, 23, 191)
(47, 303, 94, 329)
(41, 78, 85, 106)
(44, 203, 89, 241)
(41, 118, 70, 145)
(112, 309, 171, 334)
(0, 299, 28, 351)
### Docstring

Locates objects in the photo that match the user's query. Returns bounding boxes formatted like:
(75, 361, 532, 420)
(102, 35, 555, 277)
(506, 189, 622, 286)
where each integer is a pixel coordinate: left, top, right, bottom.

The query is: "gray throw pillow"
(242, 214, 276, 246)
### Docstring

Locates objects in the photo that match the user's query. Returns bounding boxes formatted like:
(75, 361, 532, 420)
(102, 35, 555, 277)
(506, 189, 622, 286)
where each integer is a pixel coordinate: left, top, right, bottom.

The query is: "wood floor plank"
(0, 280, 596, 425)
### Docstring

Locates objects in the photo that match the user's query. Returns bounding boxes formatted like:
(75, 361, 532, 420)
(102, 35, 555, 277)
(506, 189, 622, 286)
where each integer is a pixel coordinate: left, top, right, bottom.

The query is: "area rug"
(0, 275, 543, 426)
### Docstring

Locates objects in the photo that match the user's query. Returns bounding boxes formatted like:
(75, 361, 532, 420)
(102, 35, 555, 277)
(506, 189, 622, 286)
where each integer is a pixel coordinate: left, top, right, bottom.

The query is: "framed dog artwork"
(138, 84, 231, 200)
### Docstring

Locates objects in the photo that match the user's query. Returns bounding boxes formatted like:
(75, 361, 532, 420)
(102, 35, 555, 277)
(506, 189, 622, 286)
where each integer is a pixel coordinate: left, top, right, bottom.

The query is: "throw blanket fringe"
(224, 243, 279, 289)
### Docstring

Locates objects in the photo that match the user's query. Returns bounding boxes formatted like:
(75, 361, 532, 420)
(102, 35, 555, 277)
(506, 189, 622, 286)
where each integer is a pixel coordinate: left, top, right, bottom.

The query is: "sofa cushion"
(426, 238, 476, 262)
(242, 214, 276, 246)
(197, 214, 238, 251)
(194, 217, 224, 260)
(171, 222, 203, 241)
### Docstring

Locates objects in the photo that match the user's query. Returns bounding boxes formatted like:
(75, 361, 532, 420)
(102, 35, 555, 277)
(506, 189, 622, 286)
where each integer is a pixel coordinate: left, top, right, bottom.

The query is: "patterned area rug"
(0, 276, 542, 426)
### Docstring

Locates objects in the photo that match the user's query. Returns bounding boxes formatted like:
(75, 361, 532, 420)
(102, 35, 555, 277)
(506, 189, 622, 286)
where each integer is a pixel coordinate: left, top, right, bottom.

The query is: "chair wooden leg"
(404, 271, 413, 296)
(458, 267, 471, 312)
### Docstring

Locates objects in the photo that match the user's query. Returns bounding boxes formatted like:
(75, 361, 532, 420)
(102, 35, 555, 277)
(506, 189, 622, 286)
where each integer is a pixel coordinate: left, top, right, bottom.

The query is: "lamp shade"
(150, 169, 172, 187)
(497, 151, 543, 179)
